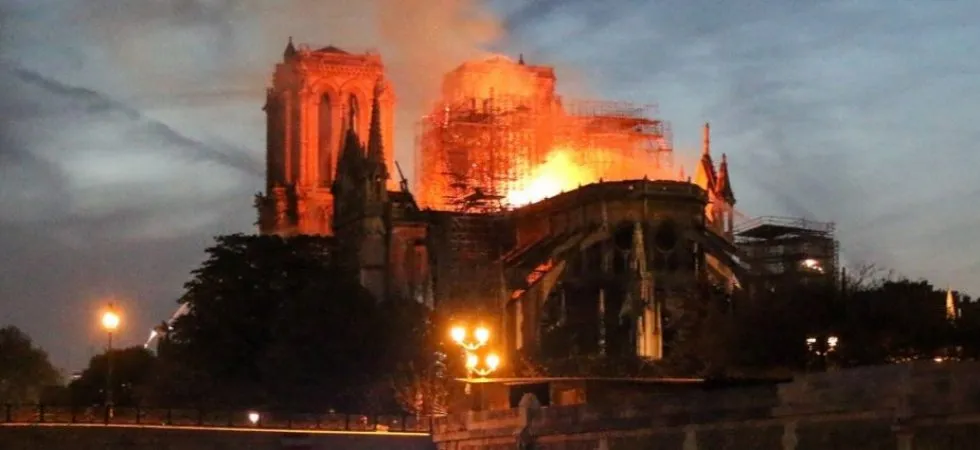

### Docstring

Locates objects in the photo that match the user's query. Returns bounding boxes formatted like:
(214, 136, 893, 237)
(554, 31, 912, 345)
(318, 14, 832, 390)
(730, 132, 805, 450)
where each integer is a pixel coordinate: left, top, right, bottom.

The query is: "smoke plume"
(71, 0, 506, 176)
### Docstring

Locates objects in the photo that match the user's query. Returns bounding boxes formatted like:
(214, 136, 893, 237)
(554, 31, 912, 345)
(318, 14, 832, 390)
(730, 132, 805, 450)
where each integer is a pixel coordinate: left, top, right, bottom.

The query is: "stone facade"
(432, 361, 980, 449)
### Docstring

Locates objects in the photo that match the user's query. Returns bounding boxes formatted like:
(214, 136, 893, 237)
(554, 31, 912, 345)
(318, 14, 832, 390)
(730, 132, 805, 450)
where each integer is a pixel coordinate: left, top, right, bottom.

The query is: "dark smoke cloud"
(65, 0, 504, 171)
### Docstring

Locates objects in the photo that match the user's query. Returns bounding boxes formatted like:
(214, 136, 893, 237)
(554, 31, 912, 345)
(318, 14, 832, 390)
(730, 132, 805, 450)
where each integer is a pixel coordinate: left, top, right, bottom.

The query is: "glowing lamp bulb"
(465, 353, 478, 369)
(101, 311, 120, 331)
(247, 411, 260, 425)
(474, 327, 490, 344)
(827, 336, 839, 348)
(450, 326, 466, 343)
(485, 353, 500, 370)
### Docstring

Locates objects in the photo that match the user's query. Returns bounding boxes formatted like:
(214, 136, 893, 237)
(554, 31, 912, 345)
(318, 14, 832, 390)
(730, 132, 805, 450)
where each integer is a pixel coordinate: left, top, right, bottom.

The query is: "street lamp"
(450, 325, 490, 351)
(465, 352, 501, 378)
(101, 304, 120, 417)
(805, 334, 839, 371)
(450, 324, 500, 379)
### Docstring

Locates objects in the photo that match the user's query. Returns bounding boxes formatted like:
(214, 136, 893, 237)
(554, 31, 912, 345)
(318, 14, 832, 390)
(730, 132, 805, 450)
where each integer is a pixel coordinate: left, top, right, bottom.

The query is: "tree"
(160, 233, 432, 413)
(661, 281, 738, 377)
(727, 280, 839, 375)
(69, 346, 157, 407)
(837, 278, 953, 365)
(724, 267, 967, 375)
(387, 304, 457, 416)
(0, 326, 61, 404)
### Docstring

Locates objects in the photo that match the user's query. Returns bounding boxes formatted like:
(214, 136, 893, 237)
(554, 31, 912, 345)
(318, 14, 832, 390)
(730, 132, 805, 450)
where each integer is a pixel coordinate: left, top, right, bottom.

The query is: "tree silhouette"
(69, 346, 156, 407)
(155, 233, 441, 413)
(0, 326, 61, 404)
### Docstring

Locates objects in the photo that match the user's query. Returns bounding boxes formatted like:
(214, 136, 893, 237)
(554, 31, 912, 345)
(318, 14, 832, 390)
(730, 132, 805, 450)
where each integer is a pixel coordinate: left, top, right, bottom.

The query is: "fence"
(0, 404, 434, 433)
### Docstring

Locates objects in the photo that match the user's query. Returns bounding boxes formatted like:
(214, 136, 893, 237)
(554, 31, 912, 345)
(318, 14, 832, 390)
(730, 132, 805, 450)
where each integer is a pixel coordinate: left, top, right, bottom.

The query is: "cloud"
(0, 129, 70, 223)
(1, 64, 262, 176)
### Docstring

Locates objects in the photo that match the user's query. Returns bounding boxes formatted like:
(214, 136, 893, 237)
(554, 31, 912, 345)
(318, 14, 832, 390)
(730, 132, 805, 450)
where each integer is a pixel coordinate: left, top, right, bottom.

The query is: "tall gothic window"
(264, 94, 285, 186)
(348, 94, 359, 135)
(318, 93, 332, 187)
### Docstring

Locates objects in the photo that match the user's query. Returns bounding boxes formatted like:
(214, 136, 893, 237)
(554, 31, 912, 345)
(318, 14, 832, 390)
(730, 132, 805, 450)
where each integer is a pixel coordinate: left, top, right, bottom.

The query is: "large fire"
(504, 149, 590, 206)
(504, 146, 675, 207)
(417, 55, 677, 211)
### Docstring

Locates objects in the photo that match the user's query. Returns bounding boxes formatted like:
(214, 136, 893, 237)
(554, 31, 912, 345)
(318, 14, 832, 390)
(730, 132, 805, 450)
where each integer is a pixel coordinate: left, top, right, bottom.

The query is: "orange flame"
(505, 149, 590, 206)
(505, 146, 675, 207)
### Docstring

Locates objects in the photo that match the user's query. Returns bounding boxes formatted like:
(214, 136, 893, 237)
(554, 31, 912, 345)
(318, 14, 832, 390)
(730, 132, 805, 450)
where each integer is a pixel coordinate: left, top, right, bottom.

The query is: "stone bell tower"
(256, 38, 395, 236)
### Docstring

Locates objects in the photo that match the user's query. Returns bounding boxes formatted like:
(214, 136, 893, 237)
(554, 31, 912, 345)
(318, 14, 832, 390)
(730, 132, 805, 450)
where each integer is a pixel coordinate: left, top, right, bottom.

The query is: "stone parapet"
(434, 362, 980, 449)
(775, 361, 980, 417)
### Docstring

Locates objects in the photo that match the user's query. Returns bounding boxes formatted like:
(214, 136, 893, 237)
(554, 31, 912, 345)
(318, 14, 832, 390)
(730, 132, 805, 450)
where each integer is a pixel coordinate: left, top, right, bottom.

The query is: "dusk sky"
(1, 0, 978, 372)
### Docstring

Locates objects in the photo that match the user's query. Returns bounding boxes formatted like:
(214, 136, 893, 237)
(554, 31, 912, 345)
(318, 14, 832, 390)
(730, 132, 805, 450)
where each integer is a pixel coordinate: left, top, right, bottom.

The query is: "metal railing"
(0, 404, 434, 434)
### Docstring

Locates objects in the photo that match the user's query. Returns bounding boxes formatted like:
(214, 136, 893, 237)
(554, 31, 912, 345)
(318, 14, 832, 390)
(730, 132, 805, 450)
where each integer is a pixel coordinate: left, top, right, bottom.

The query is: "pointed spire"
(694, 122, 716, 192)
(946, 287, 958, 320)
(334, 123, 364, 192)
(716, 153, 735, 204)
(702, 122, 711, 155)
(631, 221, 647, 273)
(366, 76, 388, 179)
(284, 36, 297, 60)
(518, 53, 525, 65)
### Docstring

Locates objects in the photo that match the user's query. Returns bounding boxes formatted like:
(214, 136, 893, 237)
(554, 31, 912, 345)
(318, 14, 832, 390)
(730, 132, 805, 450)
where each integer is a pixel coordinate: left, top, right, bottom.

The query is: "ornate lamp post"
(101, 304, 120, 417)
(449, 324, 501, 402)
(450, 325, 490, 352)
(465, 352, 500, 378)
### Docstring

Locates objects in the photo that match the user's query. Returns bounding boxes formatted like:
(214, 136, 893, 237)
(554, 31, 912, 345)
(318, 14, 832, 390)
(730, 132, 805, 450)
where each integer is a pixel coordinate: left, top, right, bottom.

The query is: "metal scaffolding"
(415, 94, 674, 212)
(734, 216, 839, 286)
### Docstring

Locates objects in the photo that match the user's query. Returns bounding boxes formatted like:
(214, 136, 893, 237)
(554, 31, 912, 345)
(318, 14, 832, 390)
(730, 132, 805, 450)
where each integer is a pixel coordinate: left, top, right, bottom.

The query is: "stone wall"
(0, 424, 434, 450)
(433, 361, 980, 449)
(7, 362, 980, 450)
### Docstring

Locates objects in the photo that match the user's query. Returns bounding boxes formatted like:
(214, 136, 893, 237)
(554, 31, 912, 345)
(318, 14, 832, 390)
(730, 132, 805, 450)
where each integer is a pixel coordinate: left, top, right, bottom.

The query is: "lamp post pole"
(101, 304, 120, 418)
(107, 329, 113, 412)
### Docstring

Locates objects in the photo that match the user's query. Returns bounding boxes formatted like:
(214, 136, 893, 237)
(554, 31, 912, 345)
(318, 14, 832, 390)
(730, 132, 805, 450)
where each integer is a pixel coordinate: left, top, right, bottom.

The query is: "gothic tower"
(256, 38, 395, 236)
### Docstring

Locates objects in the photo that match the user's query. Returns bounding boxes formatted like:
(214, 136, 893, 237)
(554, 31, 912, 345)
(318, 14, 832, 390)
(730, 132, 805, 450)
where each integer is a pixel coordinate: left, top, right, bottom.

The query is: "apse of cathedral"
(254, 39, 776, 366)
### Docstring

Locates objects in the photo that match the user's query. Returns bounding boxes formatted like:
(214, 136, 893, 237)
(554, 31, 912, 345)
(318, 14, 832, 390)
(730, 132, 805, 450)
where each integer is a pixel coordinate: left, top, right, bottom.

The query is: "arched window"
(318, 93, 332, 186)
(654, 220, 678, 252)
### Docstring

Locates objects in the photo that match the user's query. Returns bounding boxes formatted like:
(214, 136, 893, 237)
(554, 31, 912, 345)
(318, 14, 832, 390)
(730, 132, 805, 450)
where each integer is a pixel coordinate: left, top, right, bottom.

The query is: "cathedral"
(255, 39, 754, 364)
